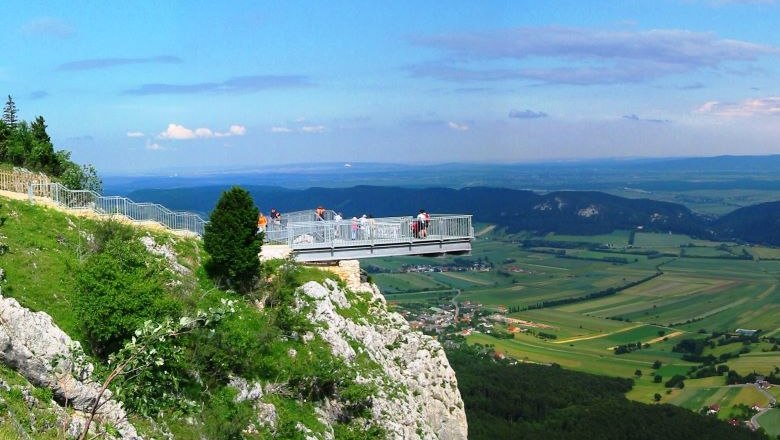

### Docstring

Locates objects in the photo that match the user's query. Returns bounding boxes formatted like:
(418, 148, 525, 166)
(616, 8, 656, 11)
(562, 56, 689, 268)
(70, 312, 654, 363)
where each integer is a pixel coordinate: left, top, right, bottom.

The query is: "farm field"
(757, 409, 780, 439)
(367, 227, 780, 423)
(670, 384, 771, 418)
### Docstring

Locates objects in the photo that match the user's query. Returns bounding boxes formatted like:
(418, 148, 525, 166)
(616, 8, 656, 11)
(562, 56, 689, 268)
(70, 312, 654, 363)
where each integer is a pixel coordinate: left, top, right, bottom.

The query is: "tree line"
(0, 95, 101, 192)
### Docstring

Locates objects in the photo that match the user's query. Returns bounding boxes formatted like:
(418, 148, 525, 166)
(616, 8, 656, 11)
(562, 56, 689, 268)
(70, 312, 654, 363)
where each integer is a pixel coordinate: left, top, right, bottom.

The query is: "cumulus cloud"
(158, 123, 247, 139)
(301, 125, 326, 133)
(146, 140, 163, 151)
(695, 97, 780, 117)
(58, 55, 182, 71)
(228, 124, 246, 136)
(448, 121, 469, 131)
(622, 114, 671, 123)
(125, 74, 313, 95)
(509, 109, 548, 119)
(126, 131, 145, 138)
(21, 17, 75, 38)
(270, 126, 293, 133)
(409, 27, 780, 85)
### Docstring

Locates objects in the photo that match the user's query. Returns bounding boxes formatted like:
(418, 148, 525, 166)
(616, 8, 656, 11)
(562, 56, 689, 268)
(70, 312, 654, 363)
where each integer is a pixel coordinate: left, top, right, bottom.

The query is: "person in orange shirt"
(257, 212, 268, 233)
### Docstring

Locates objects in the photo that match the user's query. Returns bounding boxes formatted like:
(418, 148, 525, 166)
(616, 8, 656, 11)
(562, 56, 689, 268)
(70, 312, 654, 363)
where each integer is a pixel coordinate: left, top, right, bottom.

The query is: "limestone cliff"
(0, 293, 140, 439)
(296, 277, 468, 439)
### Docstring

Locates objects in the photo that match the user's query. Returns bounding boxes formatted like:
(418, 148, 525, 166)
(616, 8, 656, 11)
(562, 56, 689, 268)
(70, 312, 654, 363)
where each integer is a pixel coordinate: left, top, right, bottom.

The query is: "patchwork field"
(367, 227, 780, 426)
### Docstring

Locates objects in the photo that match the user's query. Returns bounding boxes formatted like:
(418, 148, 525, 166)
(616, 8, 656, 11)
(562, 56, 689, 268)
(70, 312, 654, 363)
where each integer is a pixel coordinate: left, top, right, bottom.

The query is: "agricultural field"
(366, 226, 780, 427)
(670, 384, 771, 419)
(757, 409, 780, 439)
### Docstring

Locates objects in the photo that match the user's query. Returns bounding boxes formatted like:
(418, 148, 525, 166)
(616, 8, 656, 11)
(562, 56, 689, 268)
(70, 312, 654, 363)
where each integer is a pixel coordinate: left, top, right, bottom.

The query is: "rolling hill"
(128, 185, 712, 237)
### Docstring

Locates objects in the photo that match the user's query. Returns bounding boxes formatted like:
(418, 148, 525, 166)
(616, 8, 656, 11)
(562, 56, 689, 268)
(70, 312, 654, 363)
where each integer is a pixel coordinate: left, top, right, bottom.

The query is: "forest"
(446, 343, 770, 440)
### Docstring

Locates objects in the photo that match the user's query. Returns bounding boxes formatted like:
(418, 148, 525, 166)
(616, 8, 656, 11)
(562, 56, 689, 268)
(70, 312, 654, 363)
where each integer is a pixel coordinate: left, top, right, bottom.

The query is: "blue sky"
(3, 0, 780, 174)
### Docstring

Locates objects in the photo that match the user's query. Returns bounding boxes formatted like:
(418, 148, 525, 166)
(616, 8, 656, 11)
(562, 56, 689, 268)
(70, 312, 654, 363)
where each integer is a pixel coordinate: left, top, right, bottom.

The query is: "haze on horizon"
(3, 0, 780, 174)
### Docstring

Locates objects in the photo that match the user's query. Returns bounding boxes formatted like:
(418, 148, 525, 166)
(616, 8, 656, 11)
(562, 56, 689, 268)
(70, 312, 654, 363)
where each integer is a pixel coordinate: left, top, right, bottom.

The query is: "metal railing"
(28, 182, 207, 236)
(265, 213, 473, 249)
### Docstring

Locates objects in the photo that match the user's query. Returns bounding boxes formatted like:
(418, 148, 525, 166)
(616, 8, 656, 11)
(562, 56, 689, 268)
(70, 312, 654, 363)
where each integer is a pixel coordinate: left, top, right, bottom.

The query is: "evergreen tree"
(31, 115, 51, 144)
(2, 95, 18, 128)
(203, 186, 261, 293)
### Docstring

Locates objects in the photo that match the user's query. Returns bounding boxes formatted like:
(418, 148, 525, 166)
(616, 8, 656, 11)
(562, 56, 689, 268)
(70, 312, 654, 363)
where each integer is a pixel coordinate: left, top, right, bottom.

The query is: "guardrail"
(28, 182, 207, 236)
(265, 214, 473, 249)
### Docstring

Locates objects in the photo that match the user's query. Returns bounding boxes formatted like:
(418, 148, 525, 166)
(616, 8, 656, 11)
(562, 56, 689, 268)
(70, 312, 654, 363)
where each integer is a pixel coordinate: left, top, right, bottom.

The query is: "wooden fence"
(0, 169, 52, 197)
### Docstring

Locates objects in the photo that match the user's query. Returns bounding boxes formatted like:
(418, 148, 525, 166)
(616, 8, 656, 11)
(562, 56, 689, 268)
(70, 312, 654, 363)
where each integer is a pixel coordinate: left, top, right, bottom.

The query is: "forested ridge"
(130, 183, 780, 244)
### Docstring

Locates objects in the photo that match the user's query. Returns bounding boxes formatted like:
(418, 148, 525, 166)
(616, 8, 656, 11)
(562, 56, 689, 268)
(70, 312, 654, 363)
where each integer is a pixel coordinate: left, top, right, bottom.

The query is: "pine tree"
(2, 95, 18, 128)
(203, 186, 262, 293)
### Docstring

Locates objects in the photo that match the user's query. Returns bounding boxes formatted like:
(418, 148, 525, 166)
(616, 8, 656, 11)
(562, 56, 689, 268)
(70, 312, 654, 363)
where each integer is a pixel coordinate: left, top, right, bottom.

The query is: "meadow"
(367, 226, 780, 427)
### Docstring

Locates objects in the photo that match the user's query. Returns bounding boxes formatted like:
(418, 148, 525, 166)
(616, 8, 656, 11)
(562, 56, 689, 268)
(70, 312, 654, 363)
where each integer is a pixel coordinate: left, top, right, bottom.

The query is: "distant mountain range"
(126, 185, 780, 245)
(105, 154, 780, 194)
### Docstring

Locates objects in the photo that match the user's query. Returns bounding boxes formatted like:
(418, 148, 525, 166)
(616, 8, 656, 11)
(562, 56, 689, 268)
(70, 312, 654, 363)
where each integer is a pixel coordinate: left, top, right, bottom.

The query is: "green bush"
(188, 298, 277, 382)
(203, 186, 261, 293)
(75, 233, 180, 357)
(202, 387, 256, 440)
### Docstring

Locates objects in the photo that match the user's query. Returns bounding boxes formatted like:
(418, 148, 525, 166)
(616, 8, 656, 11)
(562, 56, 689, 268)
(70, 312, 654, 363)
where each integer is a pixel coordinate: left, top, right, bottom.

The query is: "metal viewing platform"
(265, 210, 473, 262)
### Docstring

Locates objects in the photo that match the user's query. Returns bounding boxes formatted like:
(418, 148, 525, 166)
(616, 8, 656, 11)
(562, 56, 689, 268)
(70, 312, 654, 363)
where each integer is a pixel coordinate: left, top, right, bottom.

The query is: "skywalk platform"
(264, 210, 473, 263)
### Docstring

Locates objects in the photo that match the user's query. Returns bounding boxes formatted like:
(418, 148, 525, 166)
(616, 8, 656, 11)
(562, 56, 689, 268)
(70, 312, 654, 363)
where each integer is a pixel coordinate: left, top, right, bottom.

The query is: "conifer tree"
(203, 186, 261, 293)
(2, 95, 17, 128)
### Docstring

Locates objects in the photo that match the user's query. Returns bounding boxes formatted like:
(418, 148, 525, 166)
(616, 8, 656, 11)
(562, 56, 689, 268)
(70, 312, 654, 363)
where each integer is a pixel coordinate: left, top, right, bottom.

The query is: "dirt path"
(0, 191, 194, 237)
(475, 224, 496, 236)
(644, 330, 683, 345)
(437, 271, 492, 285)
(553, 324, 643, 344)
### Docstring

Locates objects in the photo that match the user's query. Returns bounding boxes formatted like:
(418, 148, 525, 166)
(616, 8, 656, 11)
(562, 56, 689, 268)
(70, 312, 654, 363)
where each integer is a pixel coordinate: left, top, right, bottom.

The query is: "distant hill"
(712, 201, 780, 246)
(105, 155, 780, 194)
(128, 186, 710, 237)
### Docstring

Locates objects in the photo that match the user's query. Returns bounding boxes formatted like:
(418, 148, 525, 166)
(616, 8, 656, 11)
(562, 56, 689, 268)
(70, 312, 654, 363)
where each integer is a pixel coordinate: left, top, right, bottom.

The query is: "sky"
(3, 0, 780, 174)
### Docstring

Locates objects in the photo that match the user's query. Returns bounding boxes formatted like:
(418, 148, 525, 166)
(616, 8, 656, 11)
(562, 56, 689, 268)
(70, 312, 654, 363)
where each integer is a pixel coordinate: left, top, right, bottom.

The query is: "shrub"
(203, 186, 261, 293)
(75, 234, 180, 357)
(201, 387, 255, 440)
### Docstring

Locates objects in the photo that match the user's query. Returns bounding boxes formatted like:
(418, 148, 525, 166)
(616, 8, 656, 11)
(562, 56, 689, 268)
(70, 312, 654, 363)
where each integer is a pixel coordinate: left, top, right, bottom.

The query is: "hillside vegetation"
(0, 195, 387, 438)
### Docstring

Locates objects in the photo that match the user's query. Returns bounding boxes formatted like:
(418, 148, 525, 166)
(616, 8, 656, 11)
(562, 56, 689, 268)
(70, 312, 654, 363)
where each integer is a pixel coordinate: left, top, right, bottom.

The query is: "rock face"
(299, 279, 468, 439)
(0, 293, 140, 439)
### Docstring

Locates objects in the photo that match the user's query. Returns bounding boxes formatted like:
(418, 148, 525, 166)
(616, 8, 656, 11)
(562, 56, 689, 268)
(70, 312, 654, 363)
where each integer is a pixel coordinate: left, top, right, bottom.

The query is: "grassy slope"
(0, 195, 389, 439)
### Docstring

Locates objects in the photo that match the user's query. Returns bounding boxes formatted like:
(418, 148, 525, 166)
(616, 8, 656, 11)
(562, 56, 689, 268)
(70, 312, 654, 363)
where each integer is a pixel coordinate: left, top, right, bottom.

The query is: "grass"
(757, 409, 780, 438)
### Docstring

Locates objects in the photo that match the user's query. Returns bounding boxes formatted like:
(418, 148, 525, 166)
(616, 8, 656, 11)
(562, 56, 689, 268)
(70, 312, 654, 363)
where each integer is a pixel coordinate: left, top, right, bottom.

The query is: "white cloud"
(126, 131, 145, 137)
(448, 121, 469, 131)
(270, 126, 293, 133)
(159, 123, 196, 139)
(146, 140, 163, 150)
(158, 123, 247, 139)
(195, 127, 214, 138)
(301, 125, 326, 133)
(228, 124, 246, 136)
(695, 97, 780, 117)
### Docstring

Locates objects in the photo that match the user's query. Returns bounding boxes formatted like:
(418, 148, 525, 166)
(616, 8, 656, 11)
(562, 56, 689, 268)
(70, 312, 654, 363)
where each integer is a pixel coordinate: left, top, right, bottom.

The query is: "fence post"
(28, 184, 33, 203)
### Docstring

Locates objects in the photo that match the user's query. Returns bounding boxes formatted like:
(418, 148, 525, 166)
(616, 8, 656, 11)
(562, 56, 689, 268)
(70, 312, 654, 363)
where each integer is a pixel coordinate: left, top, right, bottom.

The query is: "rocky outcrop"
(0, 293, 140, 439)
(298, 279, 468, 439)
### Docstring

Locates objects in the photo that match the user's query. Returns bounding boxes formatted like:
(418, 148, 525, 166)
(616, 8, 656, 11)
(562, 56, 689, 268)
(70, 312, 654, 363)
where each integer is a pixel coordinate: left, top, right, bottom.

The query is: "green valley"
(369, 226, 780, 436)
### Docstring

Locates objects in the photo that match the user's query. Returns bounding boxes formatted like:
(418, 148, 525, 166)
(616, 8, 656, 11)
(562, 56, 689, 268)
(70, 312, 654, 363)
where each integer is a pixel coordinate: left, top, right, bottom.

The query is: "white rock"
(298, 280, 468, 439)
(0, 294, 141, 439)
